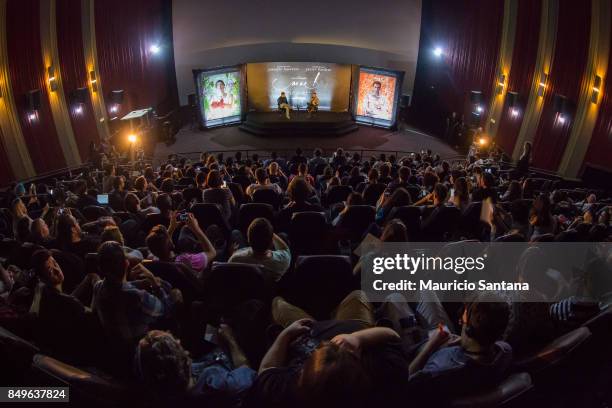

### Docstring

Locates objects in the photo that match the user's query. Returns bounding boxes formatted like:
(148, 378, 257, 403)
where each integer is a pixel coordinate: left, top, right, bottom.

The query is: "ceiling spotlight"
(28, 112, 37, 121)
(128, 134, 137, 143)
(149, 44, 161, 54)
(110, 105, 118, 113)
(475, 105, 484, 114)
(510, 107, 519, 118)
(558, 114, 566, 124)
(74, 105, 83, 114)
(433, 47, 444, 57)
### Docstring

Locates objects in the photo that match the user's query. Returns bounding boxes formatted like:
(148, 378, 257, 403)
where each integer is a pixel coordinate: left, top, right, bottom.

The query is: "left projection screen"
(194, 67, 242, 127)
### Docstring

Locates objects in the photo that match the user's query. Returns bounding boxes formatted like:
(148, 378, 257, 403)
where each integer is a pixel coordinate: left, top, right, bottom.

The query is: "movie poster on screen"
(195, 68, 242, 126)
(356, 71, 397, 121)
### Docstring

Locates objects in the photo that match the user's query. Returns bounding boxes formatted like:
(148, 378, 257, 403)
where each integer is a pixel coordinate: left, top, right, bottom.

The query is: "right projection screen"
(354, 67, 403, 128)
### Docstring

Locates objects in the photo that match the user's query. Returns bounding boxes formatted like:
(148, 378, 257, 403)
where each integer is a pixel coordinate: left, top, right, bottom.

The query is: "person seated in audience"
(124, 192, 159, 223)
(135, 327, 255, 404)
(10, 198, 32, 238)
(471, 170, 497, 202)
(359, 169, 386, 206)
(30, 249, 100, 361)
(408, 292, 512, 397)
(317, 165, 334, 192)
(375, 187, 412, 223)
(101, 225, 143, 265)
(501, 180, 522, 202)
(203, 170, 235, 221)
(102, 164, 116, 193)
(346, 166, 365, 190)
(529, 193, 559, 239)
(277, 91, 291, 119)
(92, 241, 181, 346)
(229, 217, 290, 281)
(449, 176, 471, 211)
(289, 148, 307, 166)
(308, 148, 327, 175)
(56, 212, 100, 259)
(249, 290, 408, 408)
(108, 175, 128, 211)
(268, 161, 288, 191)
(289, 163, 315, 187)
(264, 151, 286, 168)
(332, 192, 364, 226)
(246, 168, 283, 197)
(231, 165, 254, 192)
(276, 178, 323, 232)
(378, 163, 393, 185)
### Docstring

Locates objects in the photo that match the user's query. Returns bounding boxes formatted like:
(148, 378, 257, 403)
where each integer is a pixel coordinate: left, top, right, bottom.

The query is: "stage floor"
(152, 122, 461, 165)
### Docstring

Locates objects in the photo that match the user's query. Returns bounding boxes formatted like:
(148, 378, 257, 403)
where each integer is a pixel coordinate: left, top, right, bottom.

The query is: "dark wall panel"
(531, 0, 590, 171)
(6, 0, 66, 174)
(495, 0, 541, 155)
(0, 126, 14, 186)
(57, 0, 99, 162)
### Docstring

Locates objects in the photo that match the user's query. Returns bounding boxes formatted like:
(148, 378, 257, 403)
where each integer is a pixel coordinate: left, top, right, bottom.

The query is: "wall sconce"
(537, 73, 548, 97)
(591, 75, 602, 104)
(89, 70, 97, 92)
(496, 73, 506, 95)
(48, 66, 58, 92)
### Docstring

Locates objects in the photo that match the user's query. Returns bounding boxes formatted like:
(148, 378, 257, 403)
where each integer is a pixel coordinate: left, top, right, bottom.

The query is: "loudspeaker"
(109, 90, 124, 104)
(470, 91, 483, 104)
(506, 91, 519, 107)
(27, 89, 42, 110)
(400, 94, 411, 108)
(553, 94, 569, 113)
(72, 87, 89, 104)
(187, 93, 196, 107)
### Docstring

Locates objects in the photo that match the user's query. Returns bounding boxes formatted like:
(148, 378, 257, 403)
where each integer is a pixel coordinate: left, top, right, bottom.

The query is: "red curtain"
(411, 0, 504, 137)
(0, 126, 14, 185)
(56, 0, 99, 162)
(531, 0, 590, 171)
(495, 0, 541, 155)
(583, 26, 612, 173)
(6, 0, 66, 174)
(94, 0, 177, 116)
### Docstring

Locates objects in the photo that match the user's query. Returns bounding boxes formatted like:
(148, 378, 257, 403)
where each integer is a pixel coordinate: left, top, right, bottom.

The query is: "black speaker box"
(72, 87, 89, 104)
(506, 91, 519, 107)
(553, 94, 569, 113)
(27, 89, 42, 110)
(187, 93, 196, 107)
(400, 94, 411, 108)
(470, 90, 483, 104)
(110, 90, 124, 104)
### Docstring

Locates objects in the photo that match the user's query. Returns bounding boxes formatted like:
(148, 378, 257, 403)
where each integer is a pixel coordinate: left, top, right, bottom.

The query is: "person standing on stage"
(277, 92, 291, 120)
(307, 91, 319, 117)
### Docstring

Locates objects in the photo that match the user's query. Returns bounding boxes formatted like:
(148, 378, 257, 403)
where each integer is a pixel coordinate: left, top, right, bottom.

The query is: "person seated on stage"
(307, 91, 320, 117)
(277, 92, 291, 120)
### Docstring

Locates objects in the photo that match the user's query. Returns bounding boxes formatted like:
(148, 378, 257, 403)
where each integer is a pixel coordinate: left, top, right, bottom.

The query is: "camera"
(177, 212, 189, 222)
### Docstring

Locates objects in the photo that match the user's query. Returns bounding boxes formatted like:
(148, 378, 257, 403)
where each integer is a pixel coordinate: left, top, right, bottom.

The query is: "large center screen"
(246, 62, 351, 112)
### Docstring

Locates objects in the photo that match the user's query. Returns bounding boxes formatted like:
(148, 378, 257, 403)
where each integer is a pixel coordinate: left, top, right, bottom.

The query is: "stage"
(238, 111, 359, 137)
(152, 121, 461, 165)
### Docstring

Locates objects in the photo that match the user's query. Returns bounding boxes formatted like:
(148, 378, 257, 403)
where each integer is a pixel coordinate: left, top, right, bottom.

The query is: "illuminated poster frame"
(353, 66, 404, 129)
(193, 66, 244, 128)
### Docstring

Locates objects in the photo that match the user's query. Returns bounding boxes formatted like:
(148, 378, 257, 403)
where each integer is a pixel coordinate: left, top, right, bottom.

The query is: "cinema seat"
(0, 326, 39, 383)
(449, 372, 533, 408)
(203, 262, 268, 319)
(289, 211, 329, 254)
(30, 354, 130, 405)
(324, 185, 352, 207)
(387, 206, 421, 238)
(334, 205, 375, 244)
(252, 189, 282, 210)
(282, 255, 355, 320)
(514, 326, 592, 374)
(238, 203, 275, 234)
(82, 205, 111, 222)
(190, 203, 232, 255)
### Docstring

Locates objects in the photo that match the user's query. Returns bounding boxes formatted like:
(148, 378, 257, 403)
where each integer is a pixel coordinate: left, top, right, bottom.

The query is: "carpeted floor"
(153, 122, 461, 164)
